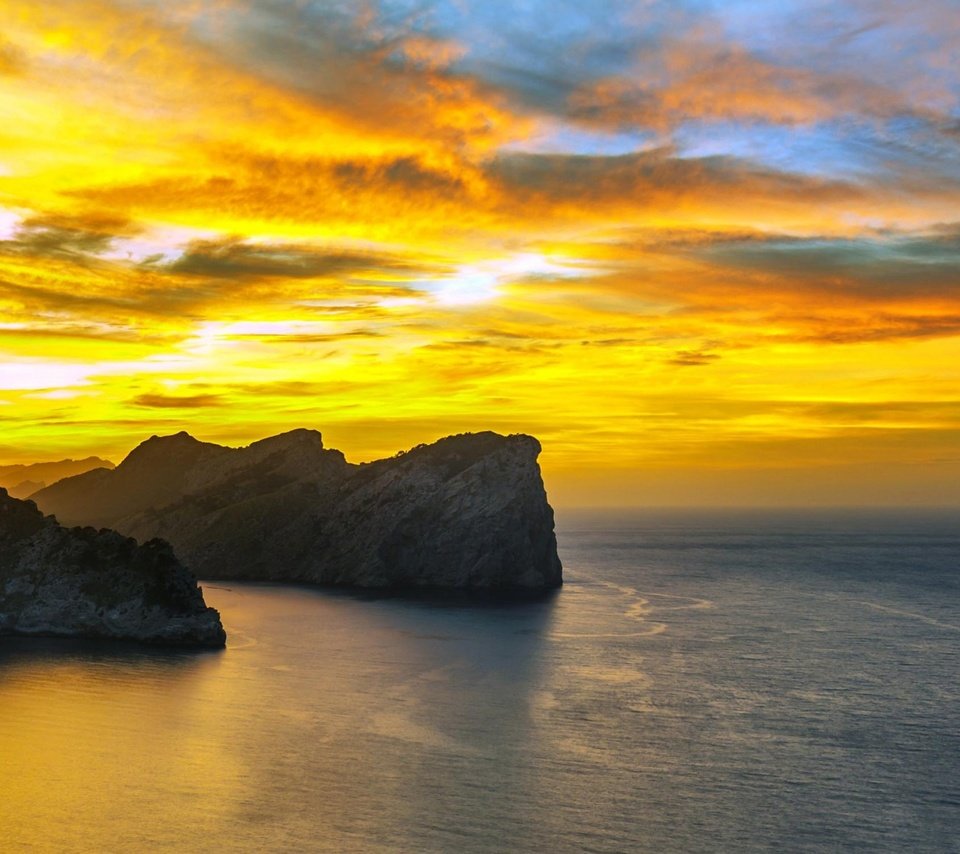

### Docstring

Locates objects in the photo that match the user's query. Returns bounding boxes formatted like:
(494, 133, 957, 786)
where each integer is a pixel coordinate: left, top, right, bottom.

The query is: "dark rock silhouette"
(33, 430, 563, 591)
(0, 456, 114, 499)
(0, 488, 225, 647)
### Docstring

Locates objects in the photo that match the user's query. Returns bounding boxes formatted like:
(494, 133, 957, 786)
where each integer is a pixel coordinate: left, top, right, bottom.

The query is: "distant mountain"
(0, 489, 225, 647)
(0, 456, 114, 499)
(33, 429, 563, 591)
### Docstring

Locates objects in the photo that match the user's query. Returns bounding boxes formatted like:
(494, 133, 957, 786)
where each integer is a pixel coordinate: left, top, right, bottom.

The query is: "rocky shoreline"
(0, 489, 225, 648)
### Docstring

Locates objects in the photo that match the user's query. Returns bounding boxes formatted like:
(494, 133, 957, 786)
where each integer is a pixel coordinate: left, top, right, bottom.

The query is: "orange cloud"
(566, 40, 932, 131)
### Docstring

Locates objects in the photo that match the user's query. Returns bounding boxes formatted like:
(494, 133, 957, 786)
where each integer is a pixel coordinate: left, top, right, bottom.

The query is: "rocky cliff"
(33, 430, 563, 591)
(0, 489, 226, 647)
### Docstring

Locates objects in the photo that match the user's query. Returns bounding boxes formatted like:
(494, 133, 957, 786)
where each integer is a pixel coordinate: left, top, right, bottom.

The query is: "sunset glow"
(2, 1, 959, 505)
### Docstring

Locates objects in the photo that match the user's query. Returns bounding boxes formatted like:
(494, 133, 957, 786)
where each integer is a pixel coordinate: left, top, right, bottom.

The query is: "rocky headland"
(33, 430, 563, 592)
(0, 488, 225, 647)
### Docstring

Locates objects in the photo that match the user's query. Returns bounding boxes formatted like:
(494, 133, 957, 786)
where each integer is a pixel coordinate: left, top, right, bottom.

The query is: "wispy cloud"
(132, 393, 224, 408)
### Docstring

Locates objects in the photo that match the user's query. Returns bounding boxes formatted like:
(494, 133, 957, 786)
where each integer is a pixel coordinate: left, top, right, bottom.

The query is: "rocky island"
(33, 430, 563, 592)
(0, 489, 225, 647)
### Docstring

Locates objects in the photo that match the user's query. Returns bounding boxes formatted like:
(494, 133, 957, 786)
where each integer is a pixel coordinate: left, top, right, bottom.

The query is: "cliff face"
(34, 430, 563, 592)
(0, 489, 226, 647)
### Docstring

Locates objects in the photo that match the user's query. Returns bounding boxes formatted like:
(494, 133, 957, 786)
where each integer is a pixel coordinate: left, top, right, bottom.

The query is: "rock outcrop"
(0, 489, 226, 647)
(33, 430, 563, 592)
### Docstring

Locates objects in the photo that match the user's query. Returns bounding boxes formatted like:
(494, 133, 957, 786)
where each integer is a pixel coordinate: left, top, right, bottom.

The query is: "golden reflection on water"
(0, 649, 240, 850)
(0, 585, 565, 852)
(0, 565, 722, 853)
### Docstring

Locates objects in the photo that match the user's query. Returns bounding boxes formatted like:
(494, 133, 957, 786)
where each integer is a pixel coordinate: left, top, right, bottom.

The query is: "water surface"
(2, 509, 958, 852)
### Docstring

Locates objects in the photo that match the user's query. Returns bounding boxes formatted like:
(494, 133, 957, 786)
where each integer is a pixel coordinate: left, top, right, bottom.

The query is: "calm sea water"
(2, 509, 958, 853)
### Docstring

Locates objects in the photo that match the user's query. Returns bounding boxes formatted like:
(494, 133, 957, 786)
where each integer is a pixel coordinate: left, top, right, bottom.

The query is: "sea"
(1, 508, 958, 853)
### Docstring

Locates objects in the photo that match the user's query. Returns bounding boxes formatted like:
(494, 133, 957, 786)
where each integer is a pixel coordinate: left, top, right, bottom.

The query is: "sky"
(1, 0, 959, 506)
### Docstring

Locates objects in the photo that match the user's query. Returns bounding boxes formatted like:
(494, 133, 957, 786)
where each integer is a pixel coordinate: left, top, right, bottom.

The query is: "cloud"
(496, 223, 960, 347)
(0, 39, 27, 76)
(667, 349, 720, 366)
(580, 338, 635, 347)
(0, 321, 165, 345)
(71, 149, 488, 238)
(692, 230, 960, 302)
(132, 393, 224, 409)
(796, 399, 960, 423)
(27, 2, 949, 241)
(563, 224, 960, 310)
(563, 41, 932, 133)
(0, 274, 155, 316)
(487, 148, 860, 215)
(425, 1, 959, 143)
(163, 237, 411, 280)
(784, 313, 960, 344)
(1, 213, 138, 262)
(329, 155, 472, 197)
(0, 226, 435, 336)
(214, 0, 525, 149)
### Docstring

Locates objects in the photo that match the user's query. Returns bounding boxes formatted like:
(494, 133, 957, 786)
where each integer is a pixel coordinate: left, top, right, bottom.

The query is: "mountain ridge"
(0, 456, 115, 499)
(33, 429, 563, 591)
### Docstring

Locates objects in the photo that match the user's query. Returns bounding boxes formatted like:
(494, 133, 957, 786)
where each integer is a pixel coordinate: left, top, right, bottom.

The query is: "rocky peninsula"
(0, 489, 225, 647)
(33, 430, 563, 592)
